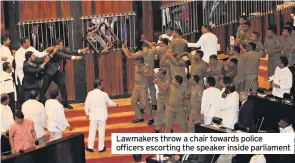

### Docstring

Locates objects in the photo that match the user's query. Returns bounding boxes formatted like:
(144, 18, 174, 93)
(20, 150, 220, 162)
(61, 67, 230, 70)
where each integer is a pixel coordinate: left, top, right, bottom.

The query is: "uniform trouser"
(155, 98, 168, 130)
(131, 83, 152, 120)
(40, 71, 68, 105)
(37, 135, 46, 145)
(49, 132, 63, 141)
(244, 74, 258, 94)
(165, 108, 188, 133)
(7, 92, 15, 115)
(233, 76, 245, 92)
(148, 78, 157, 106)
(88, 120, 106, 151)
(188, 109, 201, 133)
(268, 57, 279, 77)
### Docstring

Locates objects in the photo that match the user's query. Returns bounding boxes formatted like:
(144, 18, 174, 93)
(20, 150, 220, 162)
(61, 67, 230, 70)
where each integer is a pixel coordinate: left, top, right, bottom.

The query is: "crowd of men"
(121, 15, 295, 135)
(0, 36, 89, 154)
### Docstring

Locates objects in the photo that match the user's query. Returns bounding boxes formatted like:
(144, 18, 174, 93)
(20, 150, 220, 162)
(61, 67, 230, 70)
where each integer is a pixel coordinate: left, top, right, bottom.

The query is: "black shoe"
(99, 147, 106, 153)
(63, 104, 73, 109)
(85, 147, 94, 153)
(171, 129, 174, 133)
(152, 105, 157, 111)
(147, 119, 154, 126)
(131, 118, 144, 123)
(154, 129, 160, 133)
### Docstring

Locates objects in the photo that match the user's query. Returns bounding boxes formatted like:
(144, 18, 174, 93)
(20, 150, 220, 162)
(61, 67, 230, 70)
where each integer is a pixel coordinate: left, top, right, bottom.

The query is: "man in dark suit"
(238, 91, 256, 133)
(23, 51, 50, 100)
(39, 38, 87, 109)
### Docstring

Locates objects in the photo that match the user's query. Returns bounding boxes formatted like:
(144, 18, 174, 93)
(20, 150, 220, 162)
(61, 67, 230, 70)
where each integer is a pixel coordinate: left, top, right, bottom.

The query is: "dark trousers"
(7, 92, 16, 115)
(1, 135, 11, 155)
(40, 71, 68, 105)
(16, 81, 25, 111)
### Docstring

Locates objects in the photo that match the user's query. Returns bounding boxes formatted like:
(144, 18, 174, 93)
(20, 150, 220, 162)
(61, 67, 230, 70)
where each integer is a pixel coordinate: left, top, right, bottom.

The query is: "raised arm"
(121, 41, 142, 59)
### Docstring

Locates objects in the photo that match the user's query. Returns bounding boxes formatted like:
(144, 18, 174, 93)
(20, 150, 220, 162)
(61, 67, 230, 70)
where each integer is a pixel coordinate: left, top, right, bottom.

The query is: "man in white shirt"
(22, 90, 46, 144)
(0, 94, 14, 154)
(269, 56, 293, 98)
(187, 25, 218, 63)
(1, 62, 16, 114)
(45, 89, 73, 141)
(85, 79, 117, 153)
(1, 94, 14, 135)
(15, 37, 49, 108)
(201, 77, 221, 125)
(157, 26, 174, 44)
(0, 35, 14, 69)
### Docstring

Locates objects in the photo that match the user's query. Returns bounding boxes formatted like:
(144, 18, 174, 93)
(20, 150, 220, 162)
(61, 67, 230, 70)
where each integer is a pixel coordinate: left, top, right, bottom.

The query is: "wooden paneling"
(65, 61, 75, 100)
(94, 1, 133, 15)
(61, 1, 71, 17)
(212, 26, 226, 51)
(85, 53, 95, 92)
(250, 17, 262, 42)
(142, 1, 153, 41)
(19, 1, 57, 21)
(127, 58, 135, 94)
(1, 1, 4, 34)
(283, 8, 293, 24)
(82, 1, 92, 16)
(98, 51, 124, 96)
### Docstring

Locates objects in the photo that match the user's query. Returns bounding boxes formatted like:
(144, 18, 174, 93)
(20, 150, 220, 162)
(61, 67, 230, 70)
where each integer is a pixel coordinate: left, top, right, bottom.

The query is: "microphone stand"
(288, 45, 294, 67)
(257, 117, 265, 133)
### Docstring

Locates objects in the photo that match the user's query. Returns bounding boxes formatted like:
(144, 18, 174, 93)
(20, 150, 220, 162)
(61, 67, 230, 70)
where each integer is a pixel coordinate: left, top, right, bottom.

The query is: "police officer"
(153, 69, 170, 133)
(165, 75, 189, 133)
(264, 26, 282, 77)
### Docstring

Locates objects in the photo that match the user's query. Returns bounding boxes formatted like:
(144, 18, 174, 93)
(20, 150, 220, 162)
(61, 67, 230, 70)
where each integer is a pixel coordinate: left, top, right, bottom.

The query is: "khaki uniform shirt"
(168, 84, 190, 111)
(170, 38, 188, 56)
(166, 59, 187, 83)
(134, 64, 152, 84)
(206, 60, 223, 82)
(280, 35, 294, 60)
(264, 35, 282, 59)
(233, 55, 246, 77)
(244, 51, 265, 75)
(132, 48, 156, 69)
(156, 76, 170, 101)
(190, 84, 203, 112)
(188, 54, 209, 79)
(221, 66, 237, 79)
(156, 47, 168, 67)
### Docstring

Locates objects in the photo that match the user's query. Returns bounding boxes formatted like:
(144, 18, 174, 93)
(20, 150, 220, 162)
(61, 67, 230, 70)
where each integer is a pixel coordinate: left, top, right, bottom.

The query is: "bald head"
(239, 91, 248, 102)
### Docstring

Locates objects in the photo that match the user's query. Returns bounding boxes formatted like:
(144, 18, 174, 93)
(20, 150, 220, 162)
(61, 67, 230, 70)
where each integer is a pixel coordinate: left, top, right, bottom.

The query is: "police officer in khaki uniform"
(236, 15, 248, 40)
(222, 58, 238, 80)
(156, 38, 170, 69)
(250, 32, 265, 53)
(182, 50, 209, 90)
(153, 69, 169, 133)
(122, 41, 157, 111)
(280, 27, 295, 66)
(130, 57, 154, 125)
(244, 43, 266, 94)
(188, 75, 203, 133)
(264, 26, 282, 77)
(235, 19, 252, 47)
(170, 28, 188, 57)
(206, 55, 223, 89)
(161, 51, 191, 116)
(230, 46, 246, 92)
(285, 22, 295, 42)
(165, 75, 189, 133)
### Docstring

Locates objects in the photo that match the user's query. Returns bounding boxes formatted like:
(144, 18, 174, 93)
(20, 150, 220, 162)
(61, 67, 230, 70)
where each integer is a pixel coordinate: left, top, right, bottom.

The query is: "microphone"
(204, 104, 213, 125)
(288, 45, 295, 66)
